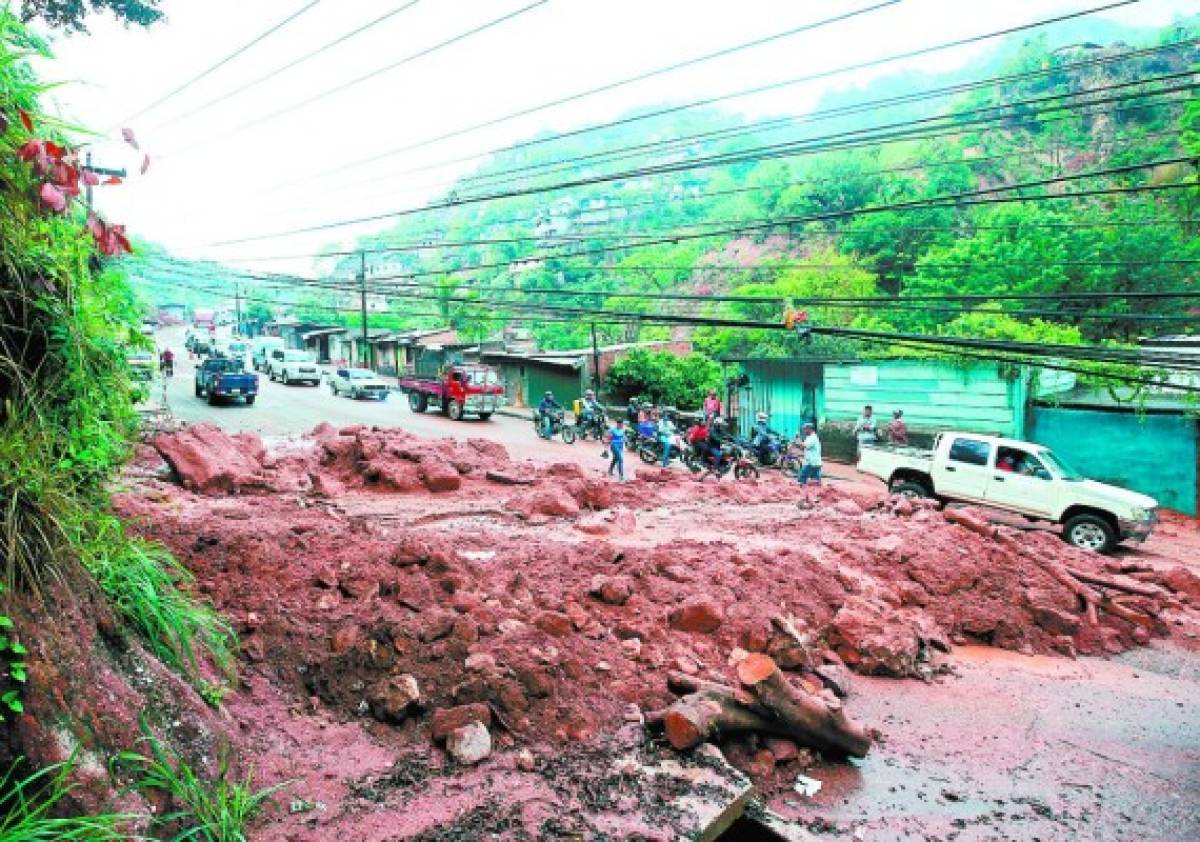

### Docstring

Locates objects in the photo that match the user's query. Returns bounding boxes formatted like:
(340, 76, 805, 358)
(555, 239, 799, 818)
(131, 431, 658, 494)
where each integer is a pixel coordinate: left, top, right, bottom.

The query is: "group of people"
(852, 404, 908, 449)
(537, 388, 908, 488)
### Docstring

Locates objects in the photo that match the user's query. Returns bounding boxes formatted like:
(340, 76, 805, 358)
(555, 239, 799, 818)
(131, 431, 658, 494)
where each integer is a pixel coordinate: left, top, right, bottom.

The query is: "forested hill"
(139, 17, 1200, 362)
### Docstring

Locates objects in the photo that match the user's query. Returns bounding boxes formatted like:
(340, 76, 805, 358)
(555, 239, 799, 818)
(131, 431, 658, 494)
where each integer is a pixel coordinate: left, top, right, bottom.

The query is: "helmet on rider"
(585, 389, 596, 399)
(756, 411, 768, 423)
(544, 390, 553, 398)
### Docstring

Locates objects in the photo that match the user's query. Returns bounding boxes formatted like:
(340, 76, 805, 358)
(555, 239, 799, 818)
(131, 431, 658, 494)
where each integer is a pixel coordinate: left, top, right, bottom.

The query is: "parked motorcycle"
(533, 410, 576, 443)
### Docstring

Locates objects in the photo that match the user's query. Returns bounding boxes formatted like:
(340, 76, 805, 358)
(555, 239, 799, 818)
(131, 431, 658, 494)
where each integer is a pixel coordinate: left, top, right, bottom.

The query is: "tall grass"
(0, 757, 133, 841)
(115, 721, 287, 842)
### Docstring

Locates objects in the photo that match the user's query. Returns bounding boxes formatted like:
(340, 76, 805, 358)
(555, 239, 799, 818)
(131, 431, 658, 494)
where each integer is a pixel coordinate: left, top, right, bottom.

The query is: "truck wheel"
(330, 383, 338, 396)
(283, 370, 292, 385)
(477, 413, 492, 421)
(245, 396, 256, 406)
(195, 384, 202, 397)
(448, 400, 464, 421)
(207, 392, 217, 406)
(891, 480, 930, 499)
(1063, 514, 1116, 554)
(409, 392, 428, 413)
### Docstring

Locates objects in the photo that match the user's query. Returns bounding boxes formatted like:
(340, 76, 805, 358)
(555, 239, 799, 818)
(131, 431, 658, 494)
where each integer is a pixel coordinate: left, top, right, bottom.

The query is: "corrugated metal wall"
(1029, 408, 1198, 516)
(525, 364, 583, 410)
(823, 361, 1022, 437)
(742, 360, 823, 439)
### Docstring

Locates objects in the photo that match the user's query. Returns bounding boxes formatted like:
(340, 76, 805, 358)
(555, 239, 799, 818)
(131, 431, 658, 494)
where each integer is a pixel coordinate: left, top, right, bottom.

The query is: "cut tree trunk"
(646, 657, 873, 758)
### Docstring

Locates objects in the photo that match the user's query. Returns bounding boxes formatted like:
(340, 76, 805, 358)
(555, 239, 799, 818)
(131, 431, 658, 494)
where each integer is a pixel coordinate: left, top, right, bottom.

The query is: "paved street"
(153, 326, 611, 468)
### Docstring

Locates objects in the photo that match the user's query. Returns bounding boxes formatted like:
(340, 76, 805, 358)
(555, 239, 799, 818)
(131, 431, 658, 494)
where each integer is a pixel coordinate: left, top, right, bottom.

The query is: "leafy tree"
(17, 0, 164, 32)
(606, 350, 722, 410)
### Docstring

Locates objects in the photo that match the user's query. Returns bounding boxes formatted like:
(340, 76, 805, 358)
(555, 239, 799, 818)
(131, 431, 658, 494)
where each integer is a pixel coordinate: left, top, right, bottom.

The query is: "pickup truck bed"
(195, 358, 258, 406)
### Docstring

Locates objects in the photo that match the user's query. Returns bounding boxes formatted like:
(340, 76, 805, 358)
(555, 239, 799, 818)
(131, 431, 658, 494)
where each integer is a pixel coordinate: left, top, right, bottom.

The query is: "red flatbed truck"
(398, 364, 505, 421)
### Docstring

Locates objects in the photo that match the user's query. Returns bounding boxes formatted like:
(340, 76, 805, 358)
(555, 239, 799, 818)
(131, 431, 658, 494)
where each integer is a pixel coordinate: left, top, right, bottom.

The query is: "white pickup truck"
(858, 432, 1158, 553)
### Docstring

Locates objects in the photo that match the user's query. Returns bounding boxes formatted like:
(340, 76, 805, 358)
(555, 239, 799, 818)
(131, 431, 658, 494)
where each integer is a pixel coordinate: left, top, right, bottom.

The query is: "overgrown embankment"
(0, 12, 254, 836)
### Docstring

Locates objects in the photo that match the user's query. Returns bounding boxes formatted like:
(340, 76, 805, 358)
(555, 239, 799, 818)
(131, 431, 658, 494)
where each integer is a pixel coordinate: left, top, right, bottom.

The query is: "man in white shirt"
(798, 423, 822, 486)
(853, 405, 877, 452)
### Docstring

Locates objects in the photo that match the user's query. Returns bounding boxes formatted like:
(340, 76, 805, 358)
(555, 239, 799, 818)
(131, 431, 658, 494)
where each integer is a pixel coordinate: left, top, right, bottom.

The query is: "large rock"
(431, 703, 492, 742)
(446, 721, 492, 765)
(828, 596, 948, 677)
(153, 424, 265, 494)
(507, 488, 581, 519)
(420, 461, 463, 492)
(1160, 566, 1200, 600)
(366, 674, 421, 723)
(669, 598, 724, 634)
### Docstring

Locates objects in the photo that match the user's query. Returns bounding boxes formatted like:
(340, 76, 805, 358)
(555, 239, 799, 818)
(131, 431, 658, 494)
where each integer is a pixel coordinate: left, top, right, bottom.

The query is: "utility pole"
(358, 250, 369, 368)
(83, 152, 126, 211)
(590, 322, 601, 393)
(234, 283, 243, 336)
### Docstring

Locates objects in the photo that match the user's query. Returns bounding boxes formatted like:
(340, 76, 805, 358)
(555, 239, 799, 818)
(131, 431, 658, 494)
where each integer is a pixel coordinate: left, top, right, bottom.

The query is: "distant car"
(329, 367, 390, 400)
(267, 349, 321, 385)
(252, 337, 285, 372)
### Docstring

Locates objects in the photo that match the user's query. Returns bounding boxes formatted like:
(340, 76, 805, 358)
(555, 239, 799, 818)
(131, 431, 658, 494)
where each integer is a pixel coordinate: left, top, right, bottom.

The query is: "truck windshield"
(283, 351, 312, 362)
(211, 359, 244, 373)
(466, 369, 498, 385)
(348, 369, 375, 379)
(1039, 450, 1083, 481)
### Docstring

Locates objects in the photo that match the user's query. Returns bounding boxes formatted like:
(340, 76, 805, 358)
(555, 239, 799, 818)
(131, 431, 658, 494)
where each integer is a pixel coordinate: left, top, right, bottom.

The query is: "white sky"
(29, 0, 1196, 273)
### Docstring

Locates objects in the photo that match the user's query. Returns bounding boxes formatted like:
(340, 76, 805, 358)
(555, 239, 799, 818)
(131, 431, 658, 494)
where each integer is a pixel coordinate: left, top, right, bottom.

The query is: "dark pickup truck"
(195, 357, 258, 405)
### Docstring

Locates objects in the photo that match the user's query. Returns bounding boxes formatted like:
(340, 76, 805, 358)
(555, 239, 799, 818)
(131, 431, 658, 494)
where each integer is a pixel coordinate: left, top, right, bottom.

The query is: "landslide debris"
(120, 423, 1198, 835)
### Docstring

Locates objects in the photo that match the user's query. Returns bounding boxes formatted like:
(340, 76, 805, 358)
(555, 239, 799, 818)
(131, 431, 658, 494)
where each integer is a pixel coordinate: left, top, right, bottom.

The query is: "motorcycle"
(534, 409, 576, 444)
(571, 410, 608, 442)
(686, 439, 759, 480)
(637, 432, 687, 466)
(747, 432, 784, 468)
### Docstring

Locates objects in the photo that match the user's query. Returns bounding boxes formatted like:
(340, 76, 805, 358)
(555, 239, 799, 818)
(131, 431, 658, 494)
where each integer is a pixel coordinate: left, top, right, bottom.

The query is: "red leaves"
(88, 214, 133, 256)
(39, 182, 67, 213)
(16, 139, 41, 161)
(140, 153, 151, 175)
(19, 109, 33, 132)
(82, 169, 100, 187)
(121, 127, 140, 150)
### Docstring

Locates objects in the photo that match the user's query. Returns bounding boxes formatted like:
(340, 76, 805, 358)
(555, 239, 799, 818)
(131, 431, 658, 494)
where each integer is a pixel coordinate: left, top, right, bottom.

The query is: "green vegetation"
(0, 757, 131, 841)
(0, 585, 28, 722)
(148, 18, 1189, 399)
(17, 0, 164, 33)
(115, 720, 288, 842)
(607, 350, 722, 410)
(0, 9, 233, 679)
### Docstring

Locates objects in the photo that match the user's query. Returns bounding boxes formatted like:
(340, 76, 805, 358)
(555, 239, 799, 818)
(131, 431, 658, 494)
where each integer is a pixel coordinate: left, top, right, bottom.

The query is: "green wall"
(742, 360, 822, 439)
(525, 364, 583, 410)
(1030, 407, 1198, 516)
(824, 361, 1023, 437)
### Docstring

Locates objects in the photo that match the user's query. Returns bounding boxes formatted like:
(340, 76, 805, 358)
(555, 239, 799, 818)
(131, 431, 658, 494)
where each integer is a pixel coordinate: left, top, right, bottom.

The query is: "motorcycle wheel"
(561, 426, 577, 444)
(734, 463, 759, 480)
(638, 444, 659, 465)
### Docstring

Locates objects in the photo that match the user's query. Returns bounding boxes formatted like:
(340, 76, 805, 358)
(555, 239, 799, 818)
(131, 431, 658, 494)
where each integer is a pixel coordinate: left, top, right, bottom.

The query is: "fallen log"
(1066, 568, 1166, 599)
(647, 658, 873, 758)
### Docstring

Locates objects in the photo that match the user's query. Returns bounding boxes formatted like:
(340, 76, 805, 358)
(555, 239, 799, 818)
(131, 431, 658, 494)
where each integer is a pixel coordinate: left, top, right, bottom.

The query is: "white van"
(251, 337, 285, 373)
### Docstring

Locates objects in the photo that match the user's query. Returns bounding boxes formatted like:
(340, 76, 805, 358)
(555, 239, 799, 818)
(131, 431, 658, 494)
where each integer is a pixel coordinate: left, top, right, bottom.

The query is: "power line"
(169, 0, 550, 152)
(204, 153, 1198, 249)
(282, 0, 1139, 189)
(149, 0, 424, 134)
(118, 0, 324, 127)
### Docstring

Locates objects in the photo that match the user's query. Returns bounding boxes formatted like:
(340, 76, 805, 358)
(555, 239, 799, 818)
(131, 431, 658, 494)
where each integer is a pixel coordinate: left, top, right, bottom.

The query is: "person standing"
(606, 418, 627, 481)
(703, 390, 722, 423)
(853, 405, 877, 451)
(657, 411, 676, 468)
(798, 422, 822, 486)
(888, 409, 908, 446)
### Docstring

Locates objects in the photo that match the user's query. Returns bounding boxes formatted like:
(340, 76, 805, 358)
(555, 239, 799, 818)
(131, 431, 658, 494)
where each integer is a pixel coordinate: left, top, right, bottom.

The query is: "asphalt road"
(153, 327, 606, 466)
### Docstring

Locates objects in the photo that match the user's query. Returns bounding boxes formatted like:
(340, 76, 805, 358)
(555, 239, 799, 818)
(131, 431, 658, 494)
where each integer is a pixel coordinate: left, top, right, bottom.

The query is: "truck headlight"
(1129, 507, 1151, 521)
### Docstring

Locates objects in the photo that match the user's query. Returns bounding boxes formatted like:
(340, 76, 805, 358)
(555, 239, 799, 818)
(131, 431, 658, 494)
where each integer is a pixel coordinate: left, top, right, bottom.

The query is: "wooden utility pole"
(590, 322, 601, 392)
(83, 152, 126, 210)
(358, 251, 369, 367)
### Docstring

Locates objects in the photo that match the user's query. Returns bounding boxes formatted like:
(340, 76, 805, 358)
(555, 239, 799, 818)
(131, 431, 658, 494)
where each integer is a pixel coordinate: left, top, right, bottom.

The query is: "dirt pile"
(114, 424, 1200, 837)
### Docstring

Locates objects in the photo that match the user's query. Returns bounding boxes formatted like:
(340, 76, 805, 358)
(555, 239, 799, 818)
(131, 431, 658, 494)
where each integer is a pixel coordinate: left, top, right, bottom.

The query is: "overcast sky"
(29, 0, 1196, 272)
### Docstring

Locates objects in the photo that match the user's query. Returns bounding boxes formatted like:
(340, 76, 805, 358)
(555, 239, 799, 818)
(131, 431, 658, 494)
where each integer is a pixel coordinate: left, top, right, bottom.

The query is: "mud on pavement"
(109, 422, 1200, 840)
